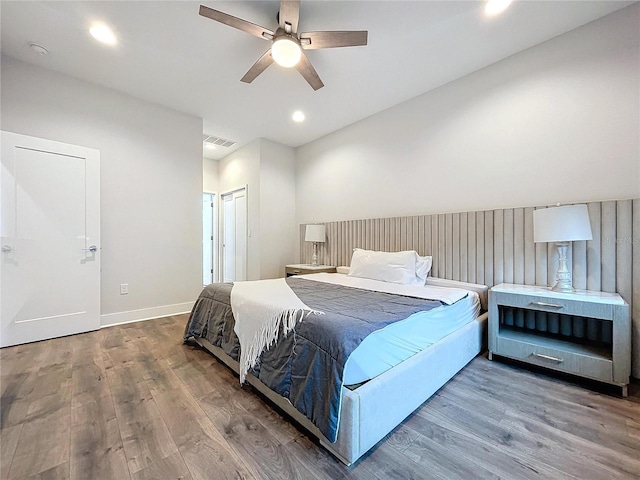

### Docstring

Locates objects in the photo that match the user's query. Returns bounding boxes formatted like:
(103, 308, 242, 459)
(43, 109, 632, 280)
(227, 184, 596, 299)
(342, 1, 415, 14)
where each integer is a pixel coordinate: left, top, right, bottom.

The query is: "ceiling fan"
(199, 1, 368, 90)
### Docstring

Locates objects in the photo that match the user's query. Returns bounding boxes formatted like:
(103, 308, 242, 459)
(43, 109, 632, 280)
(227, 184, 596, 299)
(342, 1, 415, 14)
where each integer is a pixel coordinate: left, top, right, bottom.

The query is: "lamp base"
(551, 282, 575, 293)
(311, 242, 318, 266)
(551, 242, 574, 293)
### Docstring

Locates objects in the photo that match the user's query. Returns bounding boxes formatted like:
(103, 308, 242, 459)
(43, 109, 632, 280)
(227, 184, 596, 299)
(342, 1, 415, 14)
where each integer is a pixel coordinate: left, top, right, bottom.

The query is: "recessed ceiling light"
(292, 111, 305, 123)
(90, 23, 117, 45)
(485, 0, 513, 16)
(205, 143, 216, 150)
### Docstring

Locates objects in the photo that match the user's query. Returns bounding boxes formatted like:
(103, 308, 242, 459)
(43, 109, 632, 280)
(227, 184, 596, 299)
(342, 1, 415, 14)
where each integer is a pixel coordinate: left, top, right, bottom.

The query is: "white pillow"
(416, 255, 433, 284)
(348, 249, 422, 285)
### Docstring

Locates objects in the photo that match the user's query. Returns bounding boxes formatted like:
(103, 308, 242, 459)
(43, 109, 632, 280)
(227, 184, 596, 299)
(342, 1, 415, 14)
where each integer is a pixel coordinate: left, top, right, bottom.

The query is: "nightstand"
(488, 283, 630, 396)
(285, 264, 336, 276)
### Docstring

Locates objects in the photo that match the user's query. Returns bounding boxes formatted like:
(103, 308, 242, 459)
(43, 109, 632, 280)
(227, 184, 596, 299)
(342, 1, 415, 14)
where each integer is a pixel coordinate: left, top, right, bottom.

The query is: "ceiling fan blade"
(240, 50, 274, 83)
(279, 0, 300, 34)
(299, 31, 368, 49)
(199, 5, 273, 40)
(295, 51, 324, 91)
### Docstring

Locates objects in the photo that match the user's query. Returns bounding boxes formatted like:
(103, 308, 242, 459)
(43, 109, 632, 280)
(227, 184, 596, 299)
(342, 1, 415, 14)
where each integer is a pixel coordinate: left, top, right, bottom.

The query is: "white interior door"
(222, 193, 235, 282)
(221, 188, 247, 282)
(1, 131, 100, 347)
(234, 191, 247, 280)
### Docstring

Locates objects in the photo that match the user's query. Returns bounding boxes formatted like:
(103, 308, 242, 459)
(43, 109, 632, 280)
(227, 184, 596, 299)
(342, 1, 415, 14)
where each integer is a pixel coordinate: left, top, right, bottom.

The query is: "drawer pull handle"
(531, 352, 564, 363)
(530, 301, 563, 309)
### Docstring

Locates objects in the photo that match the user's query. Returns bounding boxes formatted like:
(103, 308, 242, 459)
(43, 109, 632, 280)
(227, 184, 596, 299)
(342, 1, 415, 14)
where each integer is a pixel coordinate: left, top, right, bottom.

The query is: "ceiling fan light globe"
(272, 37, 301, 68)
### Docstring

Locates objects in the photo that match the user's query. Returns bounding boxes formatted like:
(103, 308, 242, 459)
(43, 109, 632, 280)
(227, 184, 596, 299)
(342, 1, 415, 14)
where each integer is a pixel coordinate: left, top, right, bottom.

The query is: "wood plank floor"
(1, 314, 639, 480)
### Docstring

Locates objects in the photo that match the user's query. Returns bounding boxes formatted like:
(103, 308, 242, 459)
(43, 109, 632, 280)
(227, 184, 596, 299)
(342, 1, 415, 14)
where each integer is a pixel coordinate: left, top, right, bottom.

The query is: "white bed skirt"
(196, 311, 488, 465)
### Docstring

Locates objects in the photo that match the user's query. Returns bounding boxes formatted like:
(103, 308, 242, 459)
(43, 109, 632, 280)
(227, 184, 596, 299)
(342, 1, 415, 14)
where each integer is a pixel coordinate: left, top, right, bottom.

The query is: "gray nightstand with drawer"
(285, 264, 336, 276)
(488, 283, 630, 396)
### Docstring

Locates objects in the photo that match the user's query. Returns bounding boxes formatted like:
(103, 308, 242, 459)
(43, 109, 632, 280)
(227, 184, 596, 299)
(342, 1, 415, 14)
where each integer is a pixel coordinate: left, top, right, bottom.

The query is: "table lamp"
(533, 204, 593, 292)
(305, 224, 326, 266)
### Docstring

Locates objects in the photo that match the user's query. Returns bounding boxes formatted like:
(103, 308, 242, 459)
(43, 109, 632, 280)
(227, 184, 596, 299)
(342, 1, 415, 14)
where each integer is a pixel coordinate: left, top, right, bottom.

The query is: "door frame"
(202, 191, 218, 286)
(219, 185, 248, 282)
(1, 131, 100, 347)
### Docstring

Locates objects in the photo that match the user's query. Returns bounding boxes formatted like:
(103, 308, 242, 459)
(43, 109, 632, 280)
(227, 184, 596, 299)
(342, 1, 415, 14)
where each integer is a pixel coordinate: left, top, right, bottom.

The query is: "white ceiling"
(1, 1, 634, 160)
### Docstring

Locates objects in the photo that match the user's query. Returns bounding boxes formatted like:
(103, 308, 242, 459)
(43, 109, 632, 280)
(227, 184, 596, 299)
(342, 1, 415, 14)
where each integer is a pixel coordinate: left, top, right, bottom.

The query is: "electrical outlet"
(120, 283, 129, 295)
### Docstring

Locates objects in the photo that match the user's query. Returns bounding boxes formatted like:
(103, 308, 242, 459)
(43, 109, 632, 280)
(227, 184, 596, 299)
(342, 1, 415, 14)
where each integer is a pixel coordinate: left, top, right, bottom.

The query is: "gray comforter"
(183, 277, 442, 442)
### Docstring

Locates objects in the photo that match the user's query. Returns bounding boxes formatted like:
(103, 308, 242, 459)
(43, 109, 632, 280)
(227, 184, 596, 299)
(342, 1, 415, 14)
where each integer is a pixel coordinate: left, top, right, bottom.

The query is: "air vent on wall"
(203, 134, 236, 148)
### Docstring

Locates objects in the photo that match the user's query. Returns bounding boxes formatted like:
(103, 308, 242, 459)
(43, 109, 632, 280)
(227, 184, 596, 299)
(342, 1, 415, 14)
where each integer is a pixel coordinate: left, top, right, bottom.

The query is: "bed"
(183, 250, 488, 465)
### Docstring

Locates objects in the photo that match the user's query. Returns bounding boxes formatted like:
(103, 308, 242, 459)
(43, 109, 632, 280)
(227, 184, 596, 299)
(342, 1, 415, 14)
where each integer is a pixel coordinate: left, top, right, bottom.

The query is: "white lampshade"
(305, 224, 326, 243)
(533, 204, 593, 243)
(272, 37, 301, 68)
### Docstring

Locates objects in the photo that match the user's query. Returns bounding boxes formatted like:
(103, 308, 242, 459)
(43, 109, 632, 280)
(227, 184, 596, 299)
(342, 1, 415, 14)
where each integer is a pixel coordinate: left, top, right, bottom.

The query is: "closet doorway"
(221, 187, 247, 282)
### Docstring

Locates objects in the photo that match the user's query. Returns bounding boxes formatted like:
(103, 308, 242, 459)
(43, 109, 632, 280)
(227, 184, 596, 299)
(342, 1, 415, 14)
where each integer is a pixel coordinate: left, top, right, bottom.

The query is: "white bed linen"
(292, 272, 480, 385)
(231, 278, 322, 383)
(299, 272, 470, 305)
(343, 294, 479, 385)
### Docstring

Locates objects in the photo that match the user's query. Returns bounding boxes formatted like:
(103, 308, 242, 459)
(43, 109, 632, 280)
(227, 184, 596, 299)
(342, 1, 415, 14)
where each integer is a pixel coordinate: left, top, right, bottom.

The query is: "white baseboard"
(100, 302, 192, 328)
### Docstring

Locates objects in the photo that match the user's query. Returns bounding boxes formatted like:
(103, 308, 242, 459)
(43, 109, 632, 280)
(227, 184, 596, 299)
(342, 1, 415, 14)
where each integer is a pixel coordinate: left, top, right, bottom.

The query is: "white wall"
(296, 5, 640, 224)
(1, 56, 203, 325)
(259, 139, 297, 278)
(218, 138, 296, 280)
(218, 139, 262, 280)
(203, 157, 219, 193)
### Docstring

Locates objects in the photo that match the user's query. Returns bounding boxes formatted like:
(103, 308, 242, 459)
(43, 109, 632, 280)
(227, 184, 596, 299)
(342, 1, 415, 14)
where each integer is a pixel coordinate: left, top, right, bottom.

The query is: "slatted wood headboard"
(300, 199, 640, 377)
